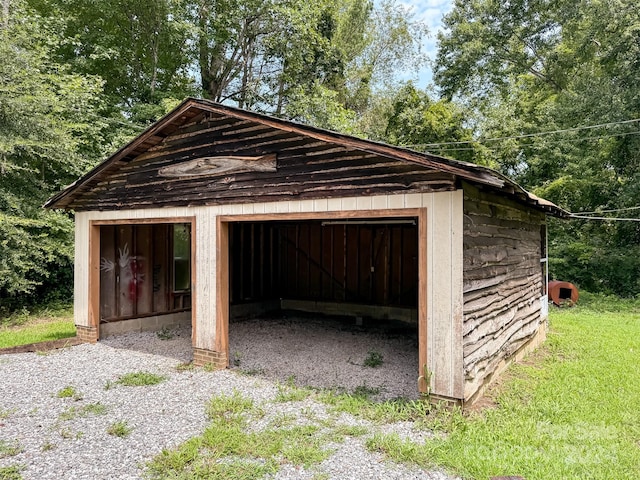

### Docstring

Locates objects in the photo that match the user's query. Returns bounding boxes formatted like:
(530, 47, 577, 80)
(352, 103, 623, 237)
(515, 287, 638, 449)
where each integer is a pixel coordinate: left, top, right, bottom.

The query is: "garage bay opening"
(226, 217, 420, 400)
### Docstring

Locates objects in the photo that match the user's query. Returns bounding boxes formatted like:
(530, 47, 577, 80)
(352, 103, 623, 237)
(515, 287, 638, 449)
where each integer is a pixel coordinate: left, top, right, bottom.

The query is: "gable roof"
(44, 98, 567, 217)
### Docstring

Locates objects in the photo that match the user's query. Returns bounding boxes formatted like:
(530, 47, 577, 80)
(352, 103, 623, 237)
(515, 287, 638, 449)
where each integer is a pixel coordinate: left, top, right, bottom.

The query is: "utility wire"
(406, 118, 640, 148)
(419, 129, 640, 153)
(577, 206, 640, 215)
(570, 214, 640, 222)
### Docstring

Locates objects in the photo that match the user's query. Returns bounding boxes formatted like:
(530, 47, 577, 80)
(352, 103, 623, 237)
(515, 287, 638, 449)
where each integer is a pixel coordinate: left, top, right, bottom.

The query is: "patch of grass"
(57, 427, 83, 440)
(147, 392, 333, 479)
(369, 304, 640, 479)
(59, 402, 108, 421)
(352, 383, 381, 399)
(331, 424, 369, 438)
(0, 319, 75, 349)
(41, 441, 56, 452)
(275, 384, 312, 403)
(0, 465, 23, 480)
(366, 433, 427, 463)
(317, 390, 431, 424)
(156, 326, 174, 340)
(0, 441, 23, 459)
(107, 420, 132, 438)
(175, 362, 195, 372)
(206, 391, 255, 420)
(56, 385, 82, 400)
(115, 371, 167, 387)
(233, 351, 242, 366)
(0, 407, 16, 419)
(202, 362, 215, 372)
(363, 350, 384, 368)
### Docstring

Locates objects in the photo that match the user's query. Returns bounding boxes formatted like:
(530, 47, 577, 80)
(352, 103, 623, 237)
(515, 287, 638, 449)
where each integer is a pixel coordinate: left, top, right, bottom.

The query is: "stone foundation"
(193, 347, 228, 369)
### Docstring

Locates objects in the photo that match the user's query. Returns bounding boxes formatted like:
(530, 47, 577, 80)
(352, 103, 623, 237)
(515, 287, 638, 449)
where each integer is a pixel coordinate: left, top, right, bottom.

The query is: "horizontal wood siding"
(66, 114, 457, 211)
(462, 183, 545, 400)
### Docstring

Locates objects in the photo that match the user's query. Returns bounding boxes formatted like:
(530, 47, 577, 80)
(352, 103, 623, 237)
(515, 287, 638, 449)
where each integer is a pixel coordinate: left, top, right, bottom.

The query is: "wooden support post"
(418, 208, 428, 394)
(215, 218, 230, 367)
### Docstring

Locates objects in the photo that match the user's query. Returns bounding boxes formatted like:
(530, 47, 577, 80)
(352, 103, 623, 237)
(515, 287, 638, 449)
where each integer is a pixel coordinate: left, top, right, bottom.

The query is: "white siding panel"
(193, 211, 216, 350)
(74, 212, 90, 327)
(313, 198, 329, 212)
(356, 196, 372, 210)
(327, 198, 342, 212)
(340, 197, 357, 210)
(405, 193, 422, 208)
(425, 191, 464, 399)
(371, 195, 388, 210)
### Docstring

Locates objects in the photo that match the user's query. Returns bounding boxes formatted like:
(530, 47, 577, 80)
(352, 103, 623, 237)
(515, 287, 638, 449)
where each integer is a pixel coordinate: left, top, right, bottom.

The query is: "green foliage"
(148, 391, 333, 479)
(58, 403, 108, 421)
(363, 349, 384, 368)
(115, 372, 167, 387)
(0, 1, 111, 309)
(436, 0, 640, 295)
(56, 386, 81, 400)
(0, 465, 23, 480)
(0, 440, 23, 459)
(107, 420, 133, 438)
(206, 391, 254, 420)
(317, 390, 430, 424)
(365, 307, 640, 479)
(0, 319, 75, 349)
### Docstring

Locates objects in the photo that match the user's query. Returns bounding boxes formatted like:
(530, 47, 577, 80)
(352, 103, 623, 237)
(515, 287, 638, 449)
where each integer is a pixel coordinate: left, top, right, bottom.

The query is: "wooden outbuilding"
(45, 98, 567, 405)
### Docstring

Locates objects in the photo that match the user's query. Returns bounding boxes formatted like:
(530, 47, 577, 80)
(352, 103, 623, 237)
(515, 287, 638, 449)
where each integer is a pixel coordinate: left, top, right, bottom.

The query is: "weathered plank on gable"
(65, 119, 458, 211)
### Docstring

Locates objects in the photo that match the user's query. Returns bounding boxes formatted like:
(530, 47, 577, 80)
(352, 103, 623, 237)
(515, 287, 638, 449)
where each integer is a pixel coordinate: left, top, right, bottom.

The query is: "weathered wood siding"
(65, 113, 457, 211)
(462, 183, 546, 400)
(74, 191, 464, 400)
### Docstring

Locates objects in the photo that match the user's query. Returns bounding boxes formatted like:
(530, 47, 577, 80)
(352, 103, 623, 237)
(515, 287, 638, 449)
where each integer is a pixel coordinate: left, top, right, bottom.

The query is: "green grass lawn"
(0, 304, 75, 349)
(368, 293, 640, 479)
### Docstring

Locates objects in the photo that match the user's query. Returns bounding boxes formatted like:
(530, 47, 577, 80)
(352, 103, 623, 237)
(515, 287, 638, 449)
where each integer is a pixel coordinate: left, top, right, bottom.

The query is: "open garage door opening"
(224, 217, 421, 401)
(96, 221, 194, 338)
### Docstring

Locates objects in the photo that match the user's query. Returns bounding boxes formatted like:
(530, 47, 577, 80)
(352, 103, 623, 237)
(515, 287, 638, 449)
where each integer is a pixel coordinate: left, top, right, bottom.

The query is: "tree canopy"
(2, 0, 639, 310)
(436, 0, 640, 295)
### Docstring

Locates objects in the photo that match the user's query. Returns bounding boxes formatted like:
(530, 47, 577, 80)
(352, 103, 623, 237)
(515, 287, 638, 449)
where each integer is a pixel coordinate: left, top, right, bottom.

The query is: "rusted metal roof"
(44, 98, 568, 217)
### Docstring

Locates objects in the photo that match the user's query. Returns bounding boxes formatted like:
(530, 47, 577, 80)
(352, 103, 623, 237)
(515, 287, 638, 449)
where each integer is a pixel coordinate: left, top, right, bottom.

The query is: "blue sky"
(397, 0, 454, 88)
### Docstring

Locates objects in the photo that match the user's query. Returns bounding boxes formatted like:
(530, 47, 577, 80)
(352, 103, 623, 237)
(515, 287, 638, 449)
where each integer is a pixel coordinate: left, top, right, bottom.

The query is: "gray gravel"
(0, 319, 458, 480)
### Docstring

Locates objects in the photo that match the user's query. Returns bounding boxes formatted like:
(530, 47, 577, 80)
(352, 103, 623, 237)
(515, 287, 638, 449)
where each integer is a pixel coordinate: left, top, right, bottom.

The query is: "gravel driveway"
(0, 320, 458, 480)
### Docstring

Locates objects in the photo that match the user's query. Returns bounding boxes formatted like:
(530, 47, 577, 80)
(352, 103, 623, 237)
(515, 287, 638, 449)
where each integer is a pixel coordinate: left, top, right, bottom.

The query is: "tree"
(435, 0, 640, 295)
(0, 1, 107, 308)
(29, 0, 196, 122)
(381, 83, 490, 165)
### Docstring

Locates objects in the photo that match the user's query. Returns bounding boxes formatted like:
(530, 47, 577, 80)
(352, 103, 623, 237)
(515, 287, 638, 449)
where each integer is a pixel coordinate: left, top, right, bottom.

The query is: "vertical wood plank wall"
(74, 191, 465, 400)
(462, 183, 546, 400)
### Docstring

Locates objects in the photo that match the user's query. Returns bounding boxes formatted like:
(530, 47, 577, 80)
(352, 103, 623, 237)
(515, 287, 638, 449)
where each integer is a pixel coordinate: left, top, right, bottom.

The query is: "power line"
(406, 118, 640, 148)
(577, 206, 640, 215)
(570, 214, 640, 222)
(419, 129, 640, 153)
